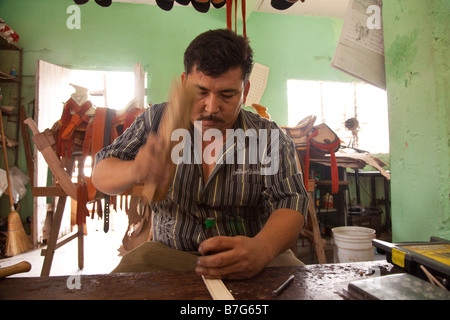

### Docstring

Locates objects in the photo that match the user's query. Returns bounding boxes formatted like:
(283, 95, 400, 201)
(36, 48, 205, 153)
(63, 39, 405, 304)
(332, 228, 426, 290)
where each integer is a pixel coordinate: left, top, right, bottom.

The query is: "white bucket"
(332, 226, 376, 263)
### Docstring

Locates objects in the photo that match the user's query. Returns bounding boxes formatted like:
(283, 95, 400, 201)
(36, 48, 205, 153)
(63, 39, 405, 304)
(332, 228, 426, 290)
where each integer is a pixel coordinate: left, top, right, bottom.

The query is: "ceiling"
(113, 0, 350, 19)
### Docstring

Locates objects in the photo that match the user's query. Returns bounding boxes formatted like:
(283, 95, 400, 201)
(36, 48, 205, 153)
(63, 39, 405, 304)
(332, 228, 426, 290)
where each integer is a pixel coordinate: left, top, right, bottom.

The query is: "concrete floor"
(0, 210, 128, 277)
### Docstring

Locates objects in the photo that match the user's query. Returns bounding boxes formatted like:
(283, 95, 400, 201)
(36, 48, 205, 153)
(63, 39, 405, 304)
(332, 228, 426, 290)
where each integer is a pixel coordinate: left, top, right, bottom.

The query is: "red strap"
(85, 177, 98, 202)
(56, 99, 92, 159)
(226, 0, 246, 37)
(310, 137, 340, 153)
(234, 0, 237, 32)
(242, 0, 246, 37)
(226, 0, 232, 30)
(76, 181, 89, 226)
(309, 130, 340, 194)
(61, 113, 90, 140)
(56, 99, 76, 158)
(82, 120, 93, 158)
(303, 127, 318, 188)
(96, 199, 103, 219)
(92, 107, 107, 156)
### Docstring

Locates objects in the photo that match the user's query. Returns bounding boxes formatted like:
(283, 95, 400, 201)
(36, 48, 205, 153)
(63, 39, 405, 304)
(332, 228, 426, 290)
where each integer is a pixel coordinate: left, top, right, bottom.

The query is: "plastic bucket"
(332, 226, 376, 263)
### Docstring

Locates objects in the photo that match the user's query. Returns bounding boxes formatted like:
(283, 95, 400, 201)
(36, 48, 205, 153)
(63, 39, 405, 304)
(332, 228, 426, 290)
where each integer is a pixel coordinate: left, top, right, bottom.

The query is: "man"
(92, 29, 308, 280)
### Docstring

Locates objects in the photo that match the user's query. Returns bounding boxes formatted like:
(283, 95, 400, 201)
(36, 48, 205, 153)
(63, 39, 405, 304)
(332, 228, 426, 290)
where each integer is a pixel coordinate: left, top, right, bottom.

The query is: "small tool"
(272, 274, 295, 297)
(205, 217, 215, 239)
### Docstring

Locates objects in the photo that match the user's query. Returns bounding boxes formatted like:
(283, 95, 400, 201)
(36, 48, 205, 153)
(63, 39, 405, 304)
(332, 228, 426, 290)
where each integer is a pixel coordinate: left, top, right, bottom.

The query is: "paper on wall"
(244, 62, 270, 107)
(331, 0, 386, 89)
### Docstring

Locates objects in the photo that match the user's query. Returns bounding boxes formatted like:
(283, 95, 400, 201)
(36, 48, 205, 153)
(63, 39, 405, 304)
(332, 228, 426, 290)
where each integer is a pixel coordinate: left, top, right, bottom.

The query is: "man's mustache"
(196, 114, 224, 123)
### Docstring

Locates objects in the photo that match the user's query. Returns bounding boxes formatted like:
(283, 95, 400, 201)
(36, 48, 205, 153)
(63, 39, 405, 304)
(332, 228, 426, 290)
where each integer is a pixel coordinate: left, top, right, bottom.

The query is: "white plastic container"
(332, 226, 376, 263)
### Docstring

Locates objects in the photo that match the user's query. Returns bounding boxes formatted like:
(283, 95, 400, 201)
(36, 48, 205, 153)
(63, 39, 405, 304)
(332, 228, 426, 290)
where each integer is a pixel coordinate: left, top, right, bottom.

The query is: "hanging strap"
(226, 0, 232, 30)
(226, 0, 246, 37)
(305, 126, 340, 194)
(76, 181, 89, 226)
(303, 127, 318, 190)
(102, 108, 115, 233)
(241, 0, 246, 37)
(310, 137, 340, 194)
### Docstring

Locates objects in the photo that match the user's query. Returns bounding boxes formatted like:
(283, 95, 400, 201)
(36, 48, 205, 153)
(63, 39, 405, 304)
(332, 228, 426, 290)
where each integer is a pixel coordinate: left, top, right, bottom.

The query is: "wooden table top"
(0, 260, 394, 300)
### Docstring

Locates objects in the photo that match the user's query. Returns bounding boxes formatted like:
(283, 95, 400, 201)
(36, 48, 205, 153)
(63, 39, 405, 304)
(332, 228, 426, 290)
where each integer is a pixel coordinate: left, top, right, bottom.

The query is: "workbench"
(0, 260, 395, 300)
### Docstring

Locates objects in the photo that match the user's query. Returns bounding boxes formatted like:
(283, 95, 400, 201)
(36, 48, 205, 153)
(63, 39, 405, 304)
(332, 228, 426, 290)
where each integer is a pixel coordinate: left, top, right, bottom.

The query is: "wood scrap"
(201, 276, 235, 300)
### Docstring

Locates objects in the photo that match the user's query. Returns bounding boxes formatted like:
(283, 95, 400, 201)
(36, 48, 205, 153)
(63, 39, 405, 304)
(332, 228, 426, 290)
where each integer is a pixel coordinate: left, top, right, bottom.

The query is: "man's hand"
(92, 133, 171, 195)
(195, 209, 304, 280)
(132, 133, 171, 184)
(195, 236, 270, 280)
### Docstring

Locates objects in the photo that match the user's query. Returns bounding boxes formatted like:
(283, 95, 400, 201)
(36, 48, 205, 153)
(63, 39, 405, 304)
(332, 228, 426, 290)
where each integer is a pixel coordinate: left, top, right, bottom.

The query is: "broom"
(1, 109, 32, 256)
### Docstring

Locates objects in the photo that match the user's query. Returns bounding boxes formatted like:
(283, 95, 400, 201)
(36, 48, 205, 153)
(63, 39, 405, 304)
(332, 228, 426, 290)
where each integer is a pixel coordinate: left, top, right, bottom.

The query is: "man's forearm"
(92, 157, 138, 195)
(254, 208, 304, 264)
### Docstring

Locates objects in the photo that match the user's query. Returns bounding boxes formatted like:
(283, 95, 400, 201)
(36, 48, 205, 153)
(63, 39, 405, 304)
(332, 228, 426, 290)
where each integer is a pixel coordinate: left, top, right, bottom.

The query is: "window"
(287, 80, 389, 154)
(70, 70, 145, 110)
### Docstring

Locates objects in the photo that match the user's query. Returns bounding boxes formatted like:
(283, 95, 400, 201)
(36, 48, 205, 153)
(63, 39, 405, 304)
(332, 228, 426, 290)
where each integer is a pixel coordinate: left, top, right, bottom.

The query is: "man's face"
(181, 66, 250, 135)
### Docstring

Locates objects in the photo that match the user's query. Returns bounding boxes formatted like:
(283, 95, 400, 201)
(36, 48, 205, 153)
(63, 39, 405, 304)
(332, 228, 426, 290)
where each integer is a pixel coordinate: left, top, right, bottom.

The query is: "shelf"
(0, 34, 22, 51)
(0, 30, 23, 167)
(0, 77, 20, 84)
(316, 180, 350, 186)
(317, 208, 338, 213)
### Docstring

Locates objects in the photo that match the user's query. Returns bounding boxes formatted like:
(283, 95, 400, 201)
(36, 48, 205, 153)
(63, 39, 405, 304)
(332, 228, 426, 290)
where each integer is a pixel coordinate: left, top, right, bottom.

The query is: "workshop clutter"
(0, 166, 29, 204)
(1, 109, 32, 257)
(348, 205, 383, 236)
(0, 18, 19, 43)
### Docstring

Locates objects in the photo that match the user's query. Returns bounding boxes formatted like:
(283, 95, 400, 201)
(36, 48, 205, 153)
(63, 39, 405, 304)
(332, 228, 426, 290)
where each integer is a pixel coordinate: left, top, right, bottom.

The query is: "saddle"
(51, 95, 145, 228)
(283, 116, 341, 194)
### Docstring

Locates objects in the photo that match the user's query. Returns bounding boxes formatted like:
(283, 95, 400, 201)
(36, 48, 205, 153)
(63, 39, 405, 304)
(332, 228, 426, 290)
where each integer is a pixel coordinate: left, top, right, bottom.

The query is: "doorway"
(33, 60, 146, 245)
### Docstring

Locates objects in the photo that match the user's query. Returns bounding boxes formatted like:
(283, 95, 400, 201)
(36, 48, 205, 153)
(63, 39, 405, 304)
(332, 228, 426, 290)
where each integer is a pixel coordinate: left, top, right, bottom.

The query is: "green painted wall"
(247, 13, 351, 122)
(0, 0, 349, 123)
(383, 0, 449, 241)
(4, 0, 448, 244)
(0, 0, 349, 226)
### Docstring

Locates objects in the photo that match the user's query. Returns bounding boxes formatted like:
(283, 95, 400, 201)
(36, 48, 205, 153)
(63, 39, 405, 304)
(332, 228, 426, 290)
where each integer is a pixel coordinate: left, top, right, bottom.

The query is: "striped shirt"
(95, 103, 309, 251)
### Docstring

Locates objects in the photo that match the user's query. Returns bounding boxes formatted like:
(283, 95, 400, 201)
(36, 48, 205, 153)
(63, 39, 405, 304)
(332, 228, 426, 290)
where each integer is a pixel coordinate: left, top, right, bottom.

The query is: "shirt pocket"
(227, 175, 265, 208)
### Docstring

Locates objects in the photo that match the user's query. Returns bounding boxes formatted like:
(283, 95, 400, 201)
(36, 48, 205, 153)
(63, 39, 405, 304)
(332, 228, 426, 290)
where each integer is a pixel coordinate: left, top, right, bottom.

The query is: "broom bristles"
(5, 210, 32, 257)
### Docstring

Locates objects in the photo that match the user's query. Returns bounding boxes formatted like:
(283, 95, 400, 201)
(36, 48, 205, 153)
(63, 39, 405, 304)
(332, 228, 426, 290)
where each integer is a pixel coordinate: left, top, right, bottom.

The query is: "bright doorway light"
(70, 70, 145, 110)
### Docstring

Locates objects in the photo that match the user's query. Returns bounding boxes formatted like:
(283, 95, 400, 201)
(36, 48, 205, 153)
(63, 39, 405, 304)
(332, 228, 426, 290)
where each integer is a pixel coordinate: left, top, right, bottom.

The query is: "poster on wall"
(331, 0, 386, 90)
(244, 62, 270, 108)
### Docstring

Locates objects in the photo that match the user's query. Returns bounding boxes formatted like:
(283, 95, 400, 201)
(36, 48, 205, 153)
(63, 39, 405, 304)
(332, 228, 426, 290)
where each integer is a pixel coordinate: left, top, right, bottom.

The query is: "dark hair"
(184, 29, 254, 83)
